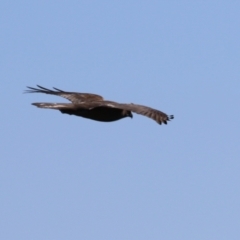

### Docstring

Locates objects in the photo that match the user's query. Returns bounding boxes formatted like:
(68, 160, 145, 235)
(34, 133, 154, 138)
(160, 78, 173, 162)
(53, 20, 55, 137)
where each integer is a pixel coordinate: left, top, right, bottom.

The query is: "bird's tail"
(32, 103, 75, 110)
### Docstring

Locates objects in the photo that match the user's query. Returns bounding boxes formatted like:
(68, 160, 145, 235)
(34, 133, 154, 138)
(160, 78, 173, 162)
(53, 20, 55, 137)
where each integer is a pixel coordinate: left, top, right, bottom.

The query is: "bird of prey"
(25, 85, 174, 125)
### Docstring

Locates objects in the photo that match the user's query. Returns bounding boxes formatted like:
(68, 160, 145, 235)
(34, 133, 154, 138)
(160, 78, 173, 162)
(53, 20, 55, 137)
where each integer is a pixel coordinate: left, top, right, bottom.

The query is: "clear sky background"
(1, 1, 240, 240)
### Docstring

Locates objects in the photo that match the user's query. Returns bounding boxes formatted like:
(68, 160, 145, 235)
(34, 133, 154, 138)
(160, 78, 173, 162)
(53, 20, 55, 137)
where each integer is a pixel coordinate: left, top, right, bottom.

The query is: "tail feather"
(32, 103, 75, 110)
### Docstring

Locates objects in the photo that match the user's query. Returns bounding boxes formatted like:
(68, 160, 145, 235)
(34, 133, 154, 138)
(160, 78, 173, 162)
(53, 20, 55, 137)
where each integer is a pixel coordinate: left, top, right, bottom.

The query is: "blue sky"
(1, 1, 240, 239)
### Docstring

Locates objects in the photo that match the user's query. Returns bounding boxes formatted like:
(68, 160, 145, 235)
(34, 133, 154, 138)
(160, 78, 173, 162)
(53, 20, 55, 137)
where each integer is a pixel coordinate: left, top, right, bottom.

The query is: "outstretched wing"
(25, 85, 104, 103)
(94, 101, 174, 124)
(124, 103, 174, 124)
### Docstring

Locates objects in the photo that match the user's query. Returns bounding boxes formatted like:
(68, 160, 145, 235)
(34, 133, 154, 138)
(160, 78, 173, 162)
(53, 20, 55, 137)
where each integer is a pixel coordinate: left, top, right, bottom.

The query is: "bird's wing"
(25, 85, 104, 103)
(125, 103, 174, 124)
(91, 101, 174, 124)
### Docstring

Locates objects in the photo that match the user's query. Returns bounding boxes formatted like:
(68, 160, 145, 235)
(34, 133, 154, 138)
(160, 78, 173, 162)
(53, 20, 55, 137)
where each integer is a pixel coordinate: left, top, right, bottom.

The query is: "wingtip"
(23, 86, 33, 94)
(160, 115, 174, 125)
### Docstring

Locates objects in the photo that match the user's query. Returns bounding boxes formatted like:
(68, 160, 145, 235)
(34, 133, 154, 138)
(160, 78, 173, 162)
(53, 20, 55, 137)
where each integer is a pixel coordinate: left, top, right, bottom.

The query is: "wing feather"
(123, 103, 173, 124)
(25, 85, 104, 103)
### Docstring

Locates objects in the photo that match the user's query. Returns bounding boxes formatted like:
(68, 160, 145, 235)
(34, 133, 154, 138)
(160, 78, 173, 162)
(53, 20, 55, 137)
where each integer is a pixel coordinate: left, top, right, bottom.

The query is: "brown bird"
(25, 85, 174, 125)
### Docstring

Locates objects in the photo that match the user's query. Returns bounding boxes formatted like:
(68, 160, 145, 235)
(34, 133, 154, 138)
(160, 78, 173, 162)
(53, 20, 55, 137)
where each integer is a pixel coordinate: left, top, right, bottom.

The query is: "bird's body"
(25, 85, 174, 125)
(33, 102, 132, 122)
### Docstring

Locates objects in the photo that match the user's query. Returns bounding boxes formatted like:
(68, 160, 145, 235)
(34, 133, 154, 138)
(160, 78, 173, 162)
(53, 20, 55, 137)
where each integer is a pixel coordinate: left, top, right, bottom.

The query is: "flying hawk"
(25, 85, 174, 125)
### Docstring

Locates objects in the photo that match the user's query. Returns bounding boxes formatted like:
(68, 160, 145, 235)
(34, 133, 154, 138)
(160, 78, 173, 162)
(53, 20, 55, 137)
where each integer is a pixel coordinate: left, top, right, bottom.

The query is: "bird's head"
(126, 111, 133, 119)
